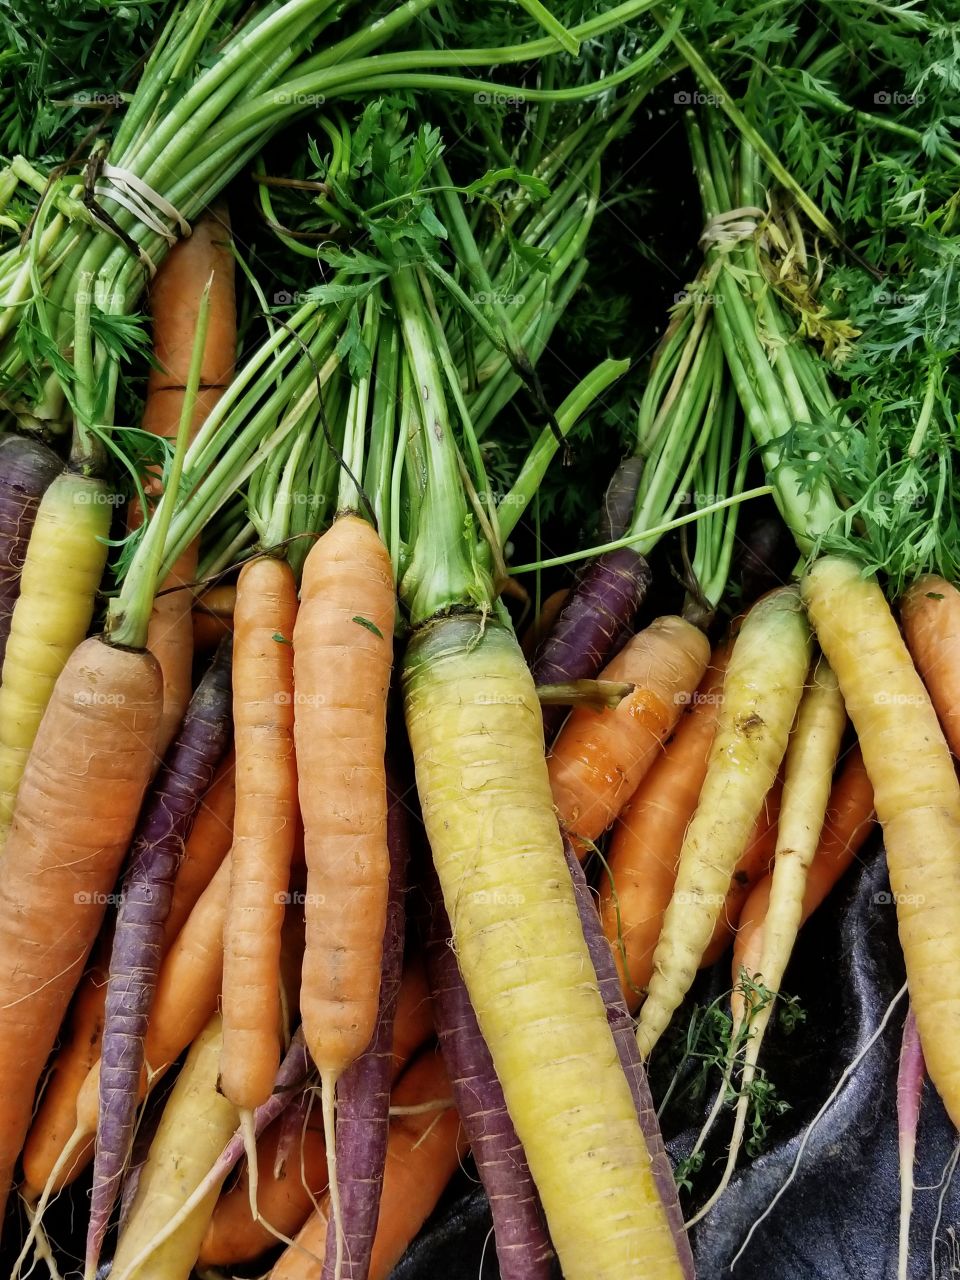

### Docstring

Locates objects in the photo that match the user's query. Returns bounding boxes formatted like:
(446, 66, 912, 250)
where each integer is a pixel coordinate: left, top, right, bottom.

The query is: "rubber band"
(699, 205, 766, 251)
(87, 160, 191, 275)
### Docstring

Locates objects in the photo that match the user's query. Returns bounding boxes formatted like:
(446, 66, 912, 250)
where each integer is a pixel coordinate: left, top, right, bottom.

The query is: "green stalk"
(392, 265, 489, 623)
(498, 358, 631, 541)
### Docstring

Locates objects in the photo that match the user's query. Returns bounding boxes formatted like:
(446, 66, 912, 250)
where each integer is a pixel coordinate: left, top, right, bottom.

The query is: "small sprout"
(272, 632, 292, 646)
(675, 1151, 705, 1194)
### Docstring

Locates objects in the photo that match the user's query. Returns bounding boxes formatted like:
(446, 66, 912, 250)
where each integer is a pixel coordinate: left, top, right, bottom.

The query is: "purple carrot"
(532, 547, 651, 743)
(321, 761, 409, 1280)
(422, 866, 554, 1280)
(598, 455, 645, 544)
(86, 636, 234, 1276)
(897, 1006, 925, 1280)
(0, 434, 62, 667)
(563, 841, 695, 1279)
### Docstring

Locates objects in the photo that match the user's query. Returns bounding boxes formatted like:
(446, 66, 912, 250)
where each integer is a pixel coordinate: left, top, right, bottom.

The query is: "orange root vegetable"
(21, 937, 111, 1200)
(521, 588, 570, 658)
(599, 648, 730, 1008)
(198, 1100, 328, 1268)
(548, 615, 711, 850)
(900, 575, 960, 758)
(270, 1050, 466, 1280)
(135, 209, 237, 756)
(164, 750, 235, 945)
(732, 746, 875, 1023)
(221, 556, 299, 1111)
(22, 761, 234, 1202)
(0, 638, 161, 1214)
(292, 514, 395, 1276)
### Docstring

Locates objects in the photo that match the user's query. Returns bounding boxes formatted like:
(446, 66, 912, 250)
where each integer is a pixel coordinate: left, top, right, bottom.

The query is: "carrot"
(700, 775, 783, 968)
(21, 936, 111, 1202)
(599, 648, 730, 1005)
(198, 1097, 328, 1268)
(532, 552, 653, 744)
(270, 1050, 468, 1280)
(897, 1008, 925, 1280)
(564, 844, 693, 1277)
(637, 587, 811, 1058)
(135, 209, 237, 758)
(423, 867, 553, 1280)
(688, 655, 846, 1222)
(0, 434, 62, 669)
(86, 637, 233, 1276)
(0, 473, 113, 842)
(318, 758, 409, 1280)
(221, 556, 298, 1113)
(192, 583, 236, 653)
(548, 615, 710, 851)
(395, 262, 683, 1277)
(731, 745, 875, 1013)
(900, 575, 960, 758)
(801, 555, 960, 1125)
(292, 512, 395, 1278)
(199, 960, 432, 1268)
(520, 587, 569, 658)
(0, 637, 162, 1216)
(21, 758, 234, 1204)
(405, 614, 684, 1279)
(389, 956, 433, 1078)
(164, 750, 235, 945)
(108, 1015, 238, 1280)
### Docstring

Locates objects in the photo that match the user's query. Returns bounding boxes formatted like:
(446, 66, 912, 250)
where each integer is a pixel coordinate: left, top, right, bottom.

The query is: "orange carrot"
(21, 765, 234, 1201)
(732, 747, 875, 1023)
(701, 776, 783, 968)
(164, 750, 235, 945)
(599, 648, 729, 1008)
(0, 638, 162, 1212)
(221, 556, 299, 1111)
(521, 588, 570, 658)
(193, 585, 236, 652)
(548, 616, 710, 850)
(199, 1101, 328, 1268)
(21, 936, 111, 1200)
(134, 209, 236, 756)
(390, 956, 433, 1078)
(270, 1050, 466, 1280)
(900, 576, 960, 758)
(292, 515, 395, 1274)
